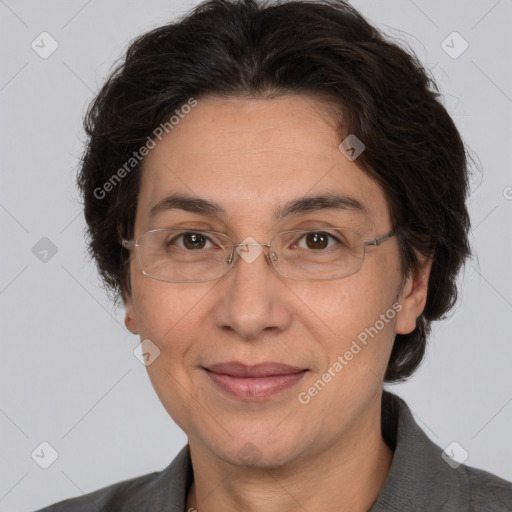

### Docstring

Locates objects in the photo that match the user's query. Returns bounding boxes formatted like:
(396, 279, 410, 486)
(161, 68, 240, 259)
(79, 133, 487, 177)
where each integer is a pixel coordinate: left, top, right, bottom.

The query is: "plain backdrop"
(0, 0, 511, 510)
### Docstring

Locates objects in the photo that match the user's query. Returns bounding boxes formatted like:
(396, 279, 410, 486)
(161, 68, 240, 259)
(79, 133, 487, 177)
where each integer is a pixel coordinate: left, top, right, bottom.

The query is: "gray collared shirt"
(35, 392, 512, 511)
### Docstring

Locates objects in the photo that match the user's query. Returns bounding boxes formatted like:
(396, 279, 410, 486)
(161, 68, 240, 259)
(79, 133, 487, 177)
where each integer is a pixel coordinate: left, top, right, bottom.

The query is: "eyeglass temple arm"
(121, 240, 136, 249)
(364, 229, 396, 247)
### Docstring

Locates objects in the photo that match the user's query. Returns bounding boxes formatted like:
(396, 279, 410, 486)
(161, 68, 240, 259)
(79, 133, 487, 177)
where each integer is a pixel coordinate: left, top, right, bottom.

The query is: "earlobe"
(395, 258, 433, 335)
(123, 295, 140, 335)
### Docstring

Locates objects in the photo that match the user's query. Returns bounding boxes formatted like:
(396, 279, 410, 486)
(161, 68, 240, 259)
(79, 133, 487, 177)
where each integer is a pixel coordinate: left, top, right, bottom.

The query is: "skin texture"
(124, 95, 432, 512)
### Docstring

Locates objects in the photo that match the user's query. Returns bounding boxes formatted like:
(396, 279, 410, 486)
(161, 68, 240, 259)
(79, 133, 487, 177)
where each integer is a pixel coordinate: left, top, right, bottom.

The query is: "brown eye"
(296, 231, 340, 251)
(305, 232, 329, 250)
(168, 232, 213, 250)
(183, 232, 208, 250)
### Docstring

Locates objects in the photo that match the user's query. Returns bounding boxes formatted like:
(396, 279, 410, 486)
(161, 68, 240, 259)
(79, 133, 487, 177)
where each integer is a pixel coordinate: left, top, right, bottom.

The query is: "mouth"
(203, 361, 308, 401)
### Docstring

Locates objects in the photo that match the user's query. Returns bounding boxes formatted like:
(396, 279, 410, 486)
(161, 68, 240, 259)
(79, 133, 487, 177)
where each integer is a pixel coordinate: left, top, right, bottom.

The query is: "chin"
(207, 431, 310, 470)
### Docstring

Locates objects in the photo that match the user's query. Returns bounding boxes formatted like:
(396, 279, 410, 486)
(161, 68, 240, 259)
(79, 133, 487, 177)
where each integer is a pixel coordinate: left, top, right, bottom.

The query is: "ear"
(123, 291, 140, 335)
(395, 256, 433, 335)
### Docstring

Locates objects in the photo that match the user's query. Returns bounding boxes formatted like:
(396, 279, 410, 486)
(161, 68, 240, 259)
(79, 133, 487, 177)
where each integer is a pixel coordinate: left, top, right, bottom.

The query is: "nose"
(212, 239, 291, 340)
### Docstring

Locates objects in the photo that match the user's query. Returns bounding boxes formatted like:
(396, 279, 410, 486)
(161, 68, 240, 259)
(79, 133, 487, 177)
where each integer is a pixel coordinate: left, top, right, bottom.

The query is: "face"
(124, 95, 430, 468)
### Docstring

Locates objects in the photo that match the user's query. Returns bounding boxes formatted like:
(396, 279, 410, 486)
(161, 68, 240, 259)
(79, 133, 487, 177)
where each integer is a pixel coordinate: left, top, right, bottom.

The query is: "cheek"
(301, 272, 387, 327)
(131, 273, 198, 335)
(301, 271, 398, 371)
(129, 280, 205, 427)
(130, 277, 220, 371)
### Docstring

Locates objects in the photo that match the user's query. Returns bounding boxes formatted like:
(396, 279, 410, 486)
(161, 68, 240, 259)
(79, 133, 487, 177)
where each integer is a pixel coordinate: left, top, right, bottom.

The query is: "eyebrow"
(148, 192, 367, 221)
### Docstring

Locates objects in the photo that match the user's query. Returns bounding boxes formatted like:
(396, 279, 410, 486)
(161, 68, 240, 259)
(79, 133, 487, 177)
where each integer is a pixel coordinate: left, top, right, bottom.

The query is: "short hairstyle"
(78, 0, 472, 382)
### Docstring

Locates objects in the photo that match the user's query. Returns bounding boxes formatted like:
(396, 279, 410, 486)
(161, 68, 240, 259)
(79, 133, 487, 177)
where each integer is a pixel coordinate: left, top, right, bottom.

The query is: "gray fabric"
(34, 392, 512, 511)
(371, 393, 512, 511)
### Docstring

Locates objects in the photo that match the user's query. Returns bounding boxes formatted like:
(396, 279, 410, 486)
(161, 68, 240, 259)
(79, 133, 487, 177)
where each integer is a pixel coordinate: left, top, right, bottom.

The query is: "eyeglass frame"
(121, 226, 397, 283)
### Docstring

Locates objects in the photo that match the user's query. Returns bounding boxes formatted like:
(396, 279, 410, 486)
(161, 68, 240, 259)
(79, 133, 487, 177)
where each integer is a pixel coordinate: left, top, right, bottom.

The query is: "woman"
(36, 0, 512, 510)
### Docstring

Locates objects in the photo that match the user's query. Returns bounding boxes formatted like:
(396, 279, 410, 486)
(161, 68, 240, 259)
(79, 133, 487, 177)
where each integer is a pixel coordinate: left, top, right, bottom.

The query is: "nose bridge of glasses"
(234, 241, 272, 249)
(225, 238, 277, 269)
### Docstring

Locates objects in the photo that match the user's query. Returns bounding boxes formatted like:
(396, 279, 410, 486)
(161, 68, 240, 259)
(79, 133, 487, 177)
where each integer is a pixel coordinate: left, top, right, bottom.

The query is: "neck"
(185, 394, 393, 512)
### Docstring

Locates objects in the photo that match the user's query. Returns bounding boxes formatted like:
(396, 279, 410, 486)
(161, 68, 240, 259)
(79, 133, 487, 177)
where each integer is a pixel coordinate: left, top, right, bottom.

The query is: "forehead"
(135, 95, 390, 232)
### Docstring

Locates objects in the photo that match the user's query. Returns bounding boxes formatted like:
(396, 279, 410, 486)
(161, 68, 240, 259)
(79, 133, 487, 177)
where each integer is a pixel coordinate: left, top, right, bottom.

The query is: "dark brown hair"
(78, 0, 472, 382)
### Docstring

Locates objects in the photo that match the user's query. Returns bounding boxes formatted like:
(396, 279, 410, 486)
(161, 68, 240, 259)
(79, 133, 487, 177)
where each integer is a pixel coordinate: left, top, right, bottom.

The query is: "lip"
(204, 361, 308, 400)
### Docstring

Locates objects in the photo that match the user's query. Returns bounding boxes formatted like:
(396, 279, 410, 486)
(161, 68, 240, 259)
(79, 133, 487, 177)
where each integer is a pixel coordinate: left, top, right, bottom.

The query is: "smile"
(203, 362, 308, 401)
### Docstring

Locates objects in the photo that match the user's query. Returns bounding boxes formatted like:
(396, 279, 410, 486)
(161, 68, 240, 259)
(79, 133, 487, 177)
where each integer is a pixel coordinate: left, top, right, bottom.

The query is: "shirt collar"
(370, 391, 470, 511)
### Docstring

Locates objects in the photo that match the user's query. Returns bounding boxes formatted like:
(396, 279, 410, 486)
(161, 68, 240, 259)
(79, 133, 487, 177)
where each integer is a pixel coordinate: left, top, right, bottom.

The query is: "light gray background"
(1, 1, 511, 510)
